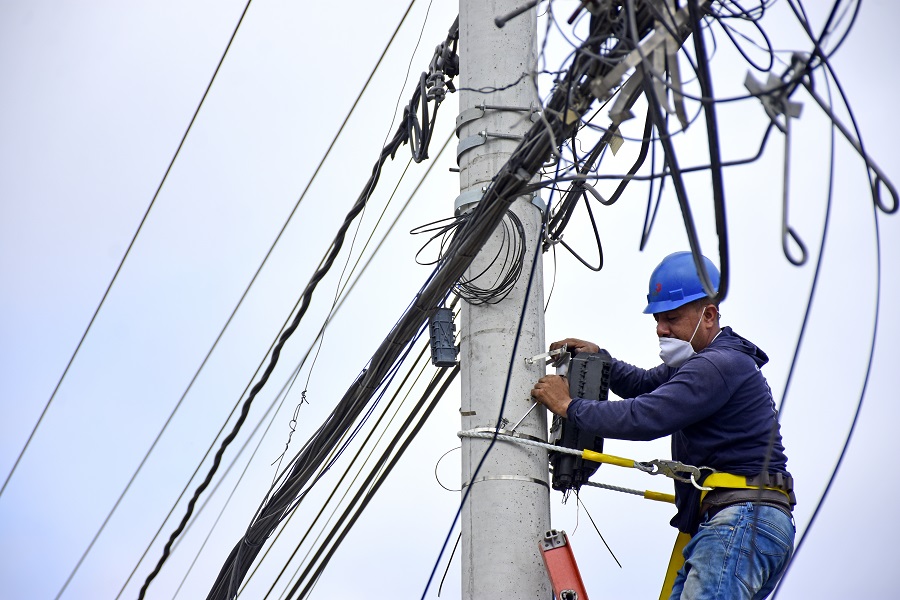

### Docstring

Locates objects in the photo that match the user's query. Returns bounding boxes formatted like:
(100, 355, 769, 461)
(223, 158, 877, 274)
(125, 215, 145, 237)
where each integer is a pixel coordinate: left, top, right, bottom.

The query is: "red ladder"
(539, 529, 589, 600)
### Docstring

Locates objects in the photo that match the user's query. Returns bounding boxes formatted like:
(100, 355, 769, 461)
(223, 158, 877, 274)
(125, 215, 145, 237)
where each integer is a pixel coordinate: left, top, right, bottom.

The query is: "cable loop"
(782, 226, 808, 267)
(872, 173, 899, 215)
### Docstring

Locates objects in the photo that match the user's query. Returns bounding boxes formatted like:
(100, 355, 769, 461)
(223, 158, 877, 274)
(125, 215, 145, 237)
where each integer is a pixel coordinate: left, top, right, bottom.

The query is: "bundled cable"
(408, 17, 459, 163)
(138, 17, 463, 600)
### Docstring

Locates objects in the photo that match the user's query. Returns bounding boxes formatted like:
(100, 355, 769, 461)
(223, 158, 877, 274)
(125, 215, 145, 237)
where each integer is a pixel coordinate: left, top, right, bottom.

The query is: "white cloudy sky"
(1, 1, 898, 599)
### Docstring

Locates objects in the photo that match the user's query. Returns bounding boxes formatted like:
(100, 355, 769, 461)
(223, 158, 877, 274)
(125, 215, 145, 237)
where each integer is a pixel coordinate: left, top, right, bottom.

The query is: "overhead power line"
(63, 0, 432, 598)
(2, 0, 256, 504)
(135, 16, 461, 598)
(166, 134, 455, 598)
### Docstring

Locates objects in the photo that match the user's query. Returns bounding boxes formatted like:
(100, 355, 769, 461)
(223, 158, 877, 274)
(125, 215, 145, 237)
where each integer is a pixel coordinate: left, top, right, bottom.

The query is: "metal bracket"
(468, 426, 545, 444)
(455, 102, 542, 136)
(456, 133, 487, 161)
(525, 347, 567, 365)
(454, 187, 487, 215)
(744, 72, 803, 134)
(461, 475, 549, 490)
(608, 70, 643, 124)
(456, 130, 526, 163)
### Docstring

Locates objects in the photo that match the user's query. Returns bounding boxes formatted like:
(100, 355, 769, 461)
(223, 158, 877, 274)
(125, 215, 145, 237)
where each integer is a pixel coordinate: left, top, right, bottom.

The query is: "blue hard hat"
(643, 251, 720, 314)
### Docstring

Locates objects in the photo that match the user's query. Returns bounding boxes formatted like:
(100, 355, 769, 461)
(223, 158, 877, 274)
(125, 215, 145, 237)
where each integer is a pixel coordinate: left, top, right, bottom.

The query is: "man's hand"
(531, 375, 572, 418)
(549, 338, 600, 355)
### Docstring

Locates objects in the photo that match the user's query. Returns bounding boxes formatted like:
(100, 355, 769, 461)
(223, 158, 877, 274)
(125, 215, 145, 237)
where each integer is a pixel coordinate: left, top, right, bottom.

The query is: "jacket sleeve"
(567, 354, 731, 441)
(609, 358, 677, 398)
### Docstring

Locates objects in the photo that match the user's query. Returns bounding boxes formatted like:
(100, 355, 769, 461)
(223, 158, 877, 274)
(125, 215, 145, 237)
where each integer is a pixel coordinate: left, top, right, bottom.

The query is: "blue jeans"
(669, 503, 795, 600)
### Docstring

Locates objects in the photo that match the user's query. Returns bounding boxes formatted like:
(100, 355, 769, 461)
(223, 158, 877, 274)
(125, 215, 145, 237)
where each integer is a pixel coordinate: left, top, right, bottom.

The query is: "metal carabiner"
(641, 460, 715, 491)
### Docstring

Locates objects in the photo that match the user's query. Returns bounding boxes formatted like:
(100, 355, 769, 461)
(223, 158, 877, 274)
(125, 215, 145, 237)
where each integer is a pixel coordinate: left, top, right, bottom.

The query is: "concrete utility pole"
(457, 1, 550, 598)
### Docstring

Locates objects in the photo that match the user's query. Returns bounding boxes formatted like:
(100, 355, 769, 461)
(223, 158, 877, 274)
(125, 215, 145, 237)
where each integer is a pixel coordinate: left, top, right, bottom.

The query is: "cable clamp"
(744, 71, 803, 134)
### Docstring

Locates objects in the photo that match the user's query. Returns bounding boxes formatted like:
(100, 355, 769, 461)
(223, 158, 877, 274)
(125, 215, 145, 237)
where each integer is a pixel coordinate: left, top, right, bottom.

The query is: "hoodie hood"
(707, 326, 769, 368)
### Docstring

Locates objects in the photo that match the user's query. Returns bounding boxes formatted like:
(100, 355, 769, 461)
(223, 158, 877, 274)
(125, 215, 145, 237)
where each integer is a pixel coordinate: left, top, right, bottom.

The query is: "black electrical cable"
(207, 325, 428, 600)
(173, 137, 455, 596)
(520, 11, 802, 263)
(255, 331, 446, 598)
(74, 4, 428, 596)
(814, 0, 862, 57)
(543, 92, 650, 268)
(455, 211, 527, 304)
(786, 2, 897, 215)
(706, 1, 775, 72)
(134, 11, 464, 595)
(639, 128, 666, 251)
(166, 130, 454, 599)
(201, 7, 661, 598)
(555, 188, 605, 271)
(539, 0, 753, 267)
(642, 70, 717, 295)
(742, 66, 839, 577)
(621, 0, 727, 303)
(576, 493, 622, 569)
(775, 221, 882, 600)
(0, 0, 256, 504)
(608, 1, 807, 108)
(788, 0, 854, 63)
(209, 175, 501, 597)
(771, 99, 884, 600)
(437, 533, 461, 597)
(281, 366, 460, 600)
(138, 97, 426, 600)
(687, 0, 731, 301)
(256, 300, 460, 597)
(408, 21, 459, 163)
(523, 116, 776, 196)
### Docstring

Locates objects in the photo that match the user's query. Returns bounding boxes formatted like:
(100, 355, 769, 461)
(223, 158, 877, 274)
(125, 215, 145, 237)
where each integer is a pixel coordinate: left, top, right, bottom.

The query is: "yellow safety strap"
(574, 447, 793, 600)
(701, 472, 792, 503)
(658, 473, 791, 600)
(581, 449, 637, 469)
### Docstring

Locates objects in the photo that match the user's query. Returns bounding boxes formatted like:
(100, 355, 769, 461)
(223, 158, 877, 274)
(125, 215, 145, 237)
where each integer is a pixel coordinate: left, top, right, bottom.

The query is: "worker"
(531, 251, 795, 600)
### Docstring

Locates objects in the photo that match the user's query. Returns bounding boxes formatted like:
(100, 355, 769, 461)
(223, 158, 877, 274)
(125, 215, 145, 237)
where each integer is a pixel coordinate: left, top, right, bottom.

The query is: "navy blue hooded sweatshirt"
(566, 326, 790, 534)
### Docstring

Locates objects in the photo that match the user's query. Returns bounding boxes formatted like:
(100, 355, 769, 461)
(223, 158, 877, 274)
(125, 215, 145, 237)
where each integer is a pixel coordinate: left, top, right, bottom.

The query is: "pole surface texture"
(458, 1, 550, 598)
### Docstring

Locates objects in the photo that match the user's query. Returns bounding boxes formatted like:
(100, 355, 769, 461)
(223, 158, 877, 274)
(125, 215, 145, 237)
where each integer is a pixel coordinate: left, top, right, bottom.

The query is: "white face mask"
(658, 306, 707, 368)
